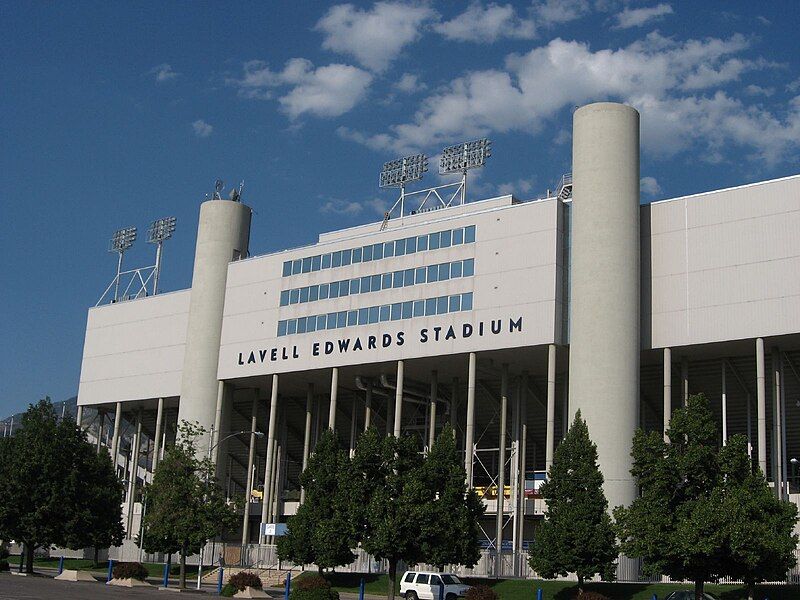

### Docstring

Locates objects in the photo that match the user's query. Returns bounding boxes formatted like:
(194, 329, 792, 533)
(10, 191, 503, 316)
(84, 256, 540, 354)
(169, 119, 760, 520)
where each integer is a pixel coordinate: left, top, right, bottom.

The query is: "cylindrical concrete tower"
(568, 102, 640, 509)
(178, 198, 251, 451)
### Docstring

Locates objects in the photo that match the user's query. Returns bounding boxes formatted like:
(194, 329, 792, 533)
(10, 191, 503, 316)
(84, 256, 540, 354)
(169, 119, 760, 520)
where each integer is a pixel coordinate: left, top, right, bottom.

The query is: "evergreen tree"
(529, 410, 618, 593)
(141, 421, 237, 588)
(277, 429, 354, 571)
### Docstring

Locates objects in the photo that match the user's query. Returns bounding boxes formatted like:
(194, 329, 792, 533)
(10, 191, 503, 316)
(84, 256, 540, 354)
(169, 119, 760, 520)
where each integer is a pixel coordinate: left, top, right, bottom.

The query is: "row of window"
(279, 259, 475, 307)
(277, 292, 474, 336)
(282, 225, 476, 277)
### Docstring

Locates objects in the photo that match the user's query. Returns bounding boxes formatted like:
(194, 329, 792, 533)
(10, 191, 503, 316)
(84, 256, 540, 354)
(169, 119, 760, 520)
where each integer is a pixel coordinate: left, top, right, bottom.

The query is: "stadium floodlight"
(109, 226, 137, 253)
(439, 138, 492, 204)
(147, 217, 177, 295)
(379, 154, 428, 189)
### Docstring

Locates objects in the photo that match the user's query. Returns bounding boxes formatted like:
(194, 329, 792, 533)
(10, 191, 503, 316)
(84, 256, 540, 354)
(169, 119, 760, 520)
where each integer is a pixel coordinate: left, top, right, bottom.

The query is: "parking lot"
(0, 572, 207, 599)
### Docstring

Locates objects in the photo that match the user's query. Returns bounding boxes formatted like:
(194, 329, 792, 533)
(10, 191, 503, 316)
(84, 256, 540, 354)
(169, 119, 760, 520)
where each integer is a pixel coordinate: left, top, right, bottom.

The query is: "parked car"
(664, 592, 719, 600)
(399, 571, 471, 600)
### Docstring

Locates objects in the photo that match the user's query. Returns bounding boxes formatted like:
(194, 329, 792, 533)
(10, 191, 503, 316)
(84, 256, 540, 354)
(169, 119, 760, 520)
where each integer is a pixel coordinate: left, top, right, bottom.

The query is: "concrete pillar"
(496, 364, 509, 575)
(510, 378, 521, 573)
(260, 374, 279, 542)
(177, 198, 251, 458)
(465, 352, 477, 485)
(110, 402, 123, 462)
(76, 406, 83, 427)
(681, 357, 689, 404)
(241, 391, 259, 545)
(394, 360, 404, 437)
(756, 338, 767, 475)
(364, 382, 373, 431)
(152, 398, 164, 472)
(329, 367, 339, 430)
(349, 399, 358, 455)
(96, 410, 105, 453)
(663, 347, 672, 440)
(126, 410, 142, 538)
(545, 344, 557, 472)
(568, 102, 640, 510)
(772, 348, 783, 497)
(517, 372, 528, 559)
(721, 361, 728, 446)
(212, 381, 225, 465)
(301, 383, 313, 503)
(428, 371, 438, 449)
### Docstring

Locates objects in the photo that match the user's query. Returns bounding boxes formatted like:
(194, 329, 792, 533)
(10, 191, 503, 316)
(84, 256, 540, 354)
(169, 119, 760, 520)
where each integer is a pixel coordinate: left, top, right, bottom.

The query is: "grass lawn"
(315, 573, 799, 600)
(31, 557, 200, 579)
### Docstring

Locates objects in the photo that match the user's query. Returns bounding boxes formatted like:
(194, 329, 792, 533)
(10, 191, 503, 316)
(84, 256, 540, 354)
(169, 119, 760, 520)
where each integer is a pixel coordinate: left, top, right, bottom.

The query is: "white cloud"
(315, 2, 436, 72)
(497, 177, 536, 196)
(787, 78, 800, 93)
(395, 73, 426, 94)
(191, 119, 213, 137)
(640, 176, 662, 196)
(233, 58, 373, 119)
(150, 63, 178, 82)
(320, 198, 363, 215)
(745, 84, 773, 97)
(340, 33, 798, 165)
(435, 2, 536, 43)
(613, 3, 674, 29)
(534, 0, 591, 26)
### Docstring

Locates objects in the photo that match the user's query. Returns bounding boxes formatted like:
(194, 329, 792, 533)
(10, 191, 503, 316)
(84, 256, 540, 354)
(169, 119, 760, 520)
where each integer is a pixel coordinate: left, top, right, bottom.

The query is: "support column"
(681, 357, 689, 404)
(772, 348, 783, 499)
(260, 374, 279, 543)
(510, 378, 521, 575)
(364, 382, 373, 430)
(328, 368, 339, 430)
(545, 344, 557, 472)
(301, 384, 313, 503)
(756, 338, 767, 476)
(241, 391, 259, 545)
(428, 371, 438, 449)
(394, 361, 404, 437)
(152, 398, 164, 472)
(96, 410, 105, 454)
(496, 364, 509, 576)
(126, 410, 143, 538)
(76, 406, 83, 427)
(465, 353, 477, 485)
(110, 402, 122, 463)
(663, 347, 672, 440)
(212, 381, 225, 465)
(721, 361, 728, 446)
(517, 372, 528, 561)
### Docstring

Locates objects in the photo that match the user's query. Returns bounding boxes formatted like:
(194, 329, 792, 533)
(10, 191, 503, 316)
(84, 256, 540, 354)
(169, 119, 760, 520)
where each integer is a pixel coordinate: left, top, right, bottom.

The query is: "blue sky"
(2, 1, 799, 416)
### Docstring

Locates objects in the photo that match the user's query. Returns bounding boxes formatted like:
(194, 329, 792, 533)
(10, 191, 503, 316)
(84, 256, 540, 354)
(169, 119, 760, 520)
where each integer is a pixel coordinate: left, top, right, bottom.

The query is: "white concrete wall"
(643, 174, 800, 349)
(77, 290, 190, 405)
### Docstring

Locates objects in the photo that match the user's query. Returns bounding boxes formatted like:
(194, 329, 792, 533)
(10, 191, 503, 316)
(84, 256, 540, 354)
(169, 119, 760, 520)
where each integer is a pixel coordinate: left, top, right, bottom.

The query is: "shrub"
(575, 592, 611, 600)
(465, 584, 498, 600)
(112, 561, 148, 581)
(0, 546, 9, 561)
(291, 574, 340, 600)
(229, 570, 264, 591)
(221, 582, 237, 597)
(0, 560, 9, 572)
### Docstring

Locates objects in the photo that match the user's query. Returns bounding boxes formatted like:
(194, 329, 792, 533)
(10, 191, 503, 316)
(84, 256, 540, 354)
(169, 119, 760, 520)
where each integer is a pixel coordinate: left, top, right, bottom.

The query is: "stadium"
(71, 102, 800, 576)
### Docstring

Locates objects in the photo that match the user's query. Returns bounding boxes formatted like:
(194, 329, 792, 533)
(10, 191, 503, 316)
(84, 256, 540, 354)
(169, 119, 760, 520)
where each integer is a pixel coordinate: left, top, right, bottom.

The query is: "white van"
(399, 571, 471, 600)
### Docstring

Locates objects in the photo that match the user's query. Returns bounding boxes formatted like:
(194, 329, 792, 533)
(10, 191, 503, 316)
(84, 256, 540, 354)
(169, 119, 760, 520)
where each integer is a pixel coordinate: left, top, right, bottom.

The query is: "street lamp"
(790, 458, 798, 494)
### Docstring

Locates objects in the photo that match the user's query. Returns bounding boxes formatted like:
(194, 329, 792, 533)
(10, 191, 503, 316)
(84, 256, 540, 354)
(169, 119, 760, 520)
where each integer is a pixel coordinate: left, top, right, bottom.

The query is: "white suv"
(400, 571, 471, 600)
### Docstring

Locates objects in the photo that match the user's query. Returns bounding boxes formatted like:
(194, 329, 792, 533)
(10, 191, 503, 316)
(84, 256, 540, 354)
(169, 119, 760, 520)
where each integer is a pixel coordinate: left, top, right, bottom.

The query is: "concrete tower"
(178, 197, 252, 453)
(568, 102, 640, 509)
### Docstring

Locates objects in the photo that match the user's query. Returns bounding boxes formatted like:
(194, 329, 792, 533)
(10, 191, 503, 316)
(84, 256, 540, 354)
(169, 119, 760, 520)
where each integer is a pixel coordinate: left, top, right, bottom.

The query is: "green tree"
(0, 399, 123, 573)
(417, 425, 484, 570)
(141, 421, 237, 588)
(277, 429, 354, 571)
(616, 394, 728, 600)
(529, 410, 618, 593)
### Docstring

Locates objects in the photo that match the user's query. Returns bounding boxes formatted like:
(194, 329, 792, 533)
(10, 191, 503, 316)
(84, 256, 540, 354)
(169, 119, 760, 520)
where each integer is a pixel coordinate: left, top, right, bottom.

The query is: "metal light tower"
(439, 138, 492, 204)
(147, 216, 177, 295)
(109, 226, 137, 302)
(379, 153, 428, 226)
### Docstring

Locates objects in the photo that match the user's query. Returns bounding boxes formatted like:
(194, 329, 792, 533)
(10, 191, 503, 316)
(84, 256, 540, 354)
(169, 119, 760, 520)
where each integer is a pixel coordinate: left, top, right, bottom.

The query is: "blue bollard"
(163, 563, 170, 588)
(359, 578, 365, 600)
(285, 571, 292, 600)
(107, 559, 114, 582)
(217, 567, 225, 595)
(536, 588, 543, 600)
(652, 594, 657, 600)
(58, 556, 64, 575)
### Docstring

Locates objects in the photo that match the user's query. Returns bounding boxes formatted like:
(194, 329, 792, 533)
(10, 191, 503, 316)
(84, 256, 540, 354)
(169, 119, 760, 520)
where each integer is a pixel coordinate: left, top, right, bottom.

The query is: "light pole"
(790, 458, 798, 494)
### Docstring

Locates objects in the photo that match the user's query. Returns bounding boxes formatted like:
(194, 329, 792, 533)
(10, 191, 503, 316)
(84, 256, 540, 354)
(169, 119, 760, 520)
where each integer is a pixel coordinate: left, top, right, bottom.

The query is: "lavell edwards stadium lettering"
(237, 316, 524, 365)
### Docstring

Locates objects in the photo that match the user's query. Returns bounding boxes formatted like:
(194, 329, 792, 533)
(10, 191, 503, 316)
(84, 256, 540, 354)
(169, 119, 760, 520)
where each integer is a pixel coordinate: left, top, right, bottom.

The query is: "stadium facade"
(75, 103, 800, 573)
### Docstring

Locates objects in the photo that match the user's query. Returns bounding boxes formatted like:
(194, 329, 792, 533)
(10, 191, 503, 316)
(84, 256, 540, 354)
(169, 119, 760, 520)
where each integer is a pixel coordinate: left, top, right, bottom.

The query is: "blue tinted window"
(429, 232, 440, 250)
(317, 314, 327, 330)
(425, 298, 437, 316)
(379, 305, 390, 322)
(297, 317, 307, 334)
(391, 303, 402, 321)
(404, 269, 415, 286)
(382, 273, 392, 289)
(384, 241, 394, 258)
(361, 276, 371, 293)
(327, 313, 337, 330)
(451, 261, 463, 278)
(402, 301, 413, 319)
(300, 287, 310, 303)
(329, 281, 339, 299)
(427, 265, 438, 283)
(417, 235, 428, 251)
(352, 247, 362, 263)
(392, 271, 403, 288)
(282, 261, 292, 277)
(358, 307, 369, 324)
(415, 267, 426, 284)
(347, 310, 358, 326)
(292, 259, 301, 275)
(405, 237, 417, 253)
(463, 258, 474, 277)
(437, 296, 448, 314)
(278, 320, 287, 336)
(368, 306, 379, 324)
(439, 263, 450, 281)
(338, 280, 349, 297)
(309, 286, 319, 302)
(371, 274, 381, 291)
(413, 300, 425, 317)
(363, 245, 373, 262)
(449, 295, 460, 312)
(322, 253, 332, 269)
(373, 243, 384, 260)
(307, 316, 316, 333)
(395, 238, 406, 256)
(302, 257, 312, 273)
(338, 311, 347, 327)
(290, 289, 300, 304)
(440, 230, 452, 248)
(465, 225, 476, 243)
(311, 255, 321, 271)
(461, 292, 473, 311)
(287, 319, 297, 335)
(350, 279, 360, 294)
(319, 283, 329, 300)
(332, 251, 342, 268)
(342, 249, 352, 266)
(280, 290, 290, 306)
(453, 228, 464, 245)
